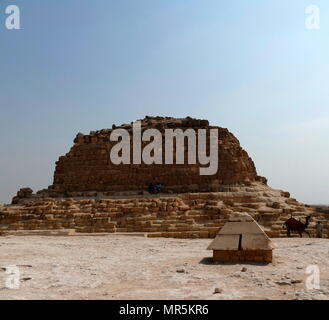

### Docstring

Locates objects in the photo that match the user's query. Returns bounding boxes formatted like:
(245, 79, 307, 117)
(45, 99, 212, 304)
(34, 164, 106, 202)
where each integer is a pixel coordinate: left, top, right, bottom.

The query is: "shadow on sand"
(199, 257, 270, 266)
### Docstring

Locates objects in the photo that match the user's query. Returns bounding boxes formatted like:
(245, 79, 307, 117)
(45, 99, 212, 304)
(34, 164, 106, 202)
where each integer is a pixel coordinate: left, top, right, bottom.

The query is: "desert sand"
(0, 235, 328, 300)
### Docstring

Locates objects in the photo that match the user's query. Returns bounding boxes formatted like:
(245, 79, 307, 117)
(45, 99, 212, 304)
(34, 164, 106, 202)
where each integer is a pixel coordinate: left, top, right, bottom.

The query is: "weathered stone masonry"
(1, 183, 327, 238)
(50, 117, 260, 194)
(1, 116, 327, 238)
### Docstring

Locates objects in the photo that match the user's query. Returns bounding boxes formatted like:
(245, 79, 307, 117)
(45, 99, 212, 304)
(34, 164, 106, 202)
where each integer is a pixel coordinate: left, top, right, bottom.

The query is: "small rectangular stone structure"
(213, 249, 273, 263)
(207, 213, 275, 263)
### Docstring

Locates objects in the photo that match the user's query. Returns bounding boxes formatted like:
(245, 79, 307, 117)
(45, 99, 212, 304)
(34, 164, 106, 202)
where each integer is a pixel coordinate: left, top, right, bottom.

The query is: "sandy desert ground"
(0, 234, 329, 300)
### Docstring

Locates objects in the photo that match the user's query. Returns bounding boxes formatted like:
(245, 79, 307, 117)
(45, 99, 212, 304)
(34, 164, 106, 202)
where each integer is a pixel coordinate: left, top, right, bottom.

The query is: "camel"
(283, 216, 311, 238)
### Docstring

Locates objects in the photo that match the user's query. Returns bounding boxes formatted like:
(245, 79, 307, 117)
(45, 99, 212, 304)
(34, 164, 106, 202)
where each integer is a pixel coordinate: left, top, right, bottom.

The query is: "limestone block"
(219, 222, 263, 235)
(208, 235, 240, 250)
(241, 234, 274, 250)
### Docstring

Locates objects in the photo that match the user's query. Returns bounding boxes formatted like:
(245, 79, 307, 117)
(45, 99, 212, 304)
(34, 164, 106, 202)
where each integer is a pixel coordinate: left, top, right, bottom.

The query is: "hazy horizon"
(1, 0, 328, 205)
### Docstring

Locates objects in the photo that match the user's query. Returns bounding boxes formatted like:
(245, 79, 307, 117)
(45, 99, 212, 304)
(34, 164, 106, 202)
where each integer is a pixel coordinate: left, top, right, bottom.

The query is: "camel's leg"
(299, 231, 303, 238)
(304, 230, 311, 238)
(287, 228, 291, 237)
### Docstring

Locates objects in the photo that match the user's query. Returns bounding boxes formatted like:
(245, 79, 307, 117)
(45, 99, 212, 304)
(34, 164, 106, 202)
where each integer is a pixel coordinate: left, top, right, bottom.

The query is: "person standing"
(316, 221, 323, 238)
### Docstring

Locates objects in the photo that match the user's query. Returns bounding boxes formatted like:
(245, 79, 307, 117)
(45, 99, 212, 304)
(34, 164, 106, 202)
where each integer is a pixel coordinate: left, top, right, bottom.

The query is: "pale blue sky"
(0, 0, 328, 204)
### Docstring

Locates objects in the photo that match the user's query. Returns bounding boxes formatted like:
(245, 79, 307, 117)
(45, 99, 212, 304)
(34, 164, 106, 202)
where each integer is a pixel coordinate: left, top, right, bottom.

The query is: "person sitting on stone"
(155, 183, 163, 194)
(148, 183, 155, 194)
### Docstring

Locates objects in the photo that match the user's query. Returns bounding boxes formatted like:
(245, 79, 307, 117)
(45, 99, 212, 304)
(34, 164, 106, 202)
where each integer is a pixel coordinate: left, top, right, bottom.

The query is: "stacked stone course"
(1, 183, 327, 238)
(50, 116, 259, 194)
